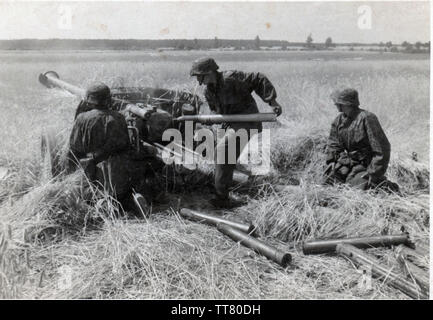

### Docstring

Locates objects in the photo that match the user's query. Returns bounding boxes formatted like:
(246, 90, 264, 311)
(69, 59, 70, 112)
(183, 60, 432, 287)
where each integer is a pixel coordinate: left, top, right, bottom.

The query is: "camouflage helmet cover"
(330, 88, 360, 106)
(85, 82, 111, 105)
(190, 57, 219, 76)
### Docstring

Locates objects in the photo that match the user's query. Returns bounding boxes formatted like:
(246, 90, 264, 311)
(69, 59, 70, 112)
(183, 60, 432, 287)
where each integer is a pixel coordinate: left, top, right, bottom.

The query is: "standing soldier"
(190, 57, 283, 208)
(324, 88, 399, 192)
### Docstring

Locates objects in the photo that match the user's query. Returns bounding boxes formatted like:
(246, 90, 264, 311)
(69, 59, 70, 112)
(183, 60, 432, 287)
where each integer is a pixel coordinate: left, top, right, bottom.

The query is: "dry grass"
(0, 50, 429, 299)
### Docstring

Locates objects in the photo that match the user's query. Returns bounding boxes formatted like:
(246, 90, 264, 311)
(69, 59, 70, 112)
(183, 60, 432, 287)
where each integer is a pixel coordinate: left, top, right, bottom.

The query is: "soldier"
(190, 57, 283, 208)
(74, 99, 94, 119)
(68, 82, 131, 199)
(323, 88, 399, 192)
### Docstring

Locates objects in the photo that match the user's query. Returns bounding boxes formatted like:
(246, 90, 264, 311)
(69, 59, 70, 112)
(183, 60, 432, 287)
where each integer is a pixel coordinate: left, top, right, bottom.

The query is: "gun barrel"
(337, 244, 428, 300)
(217, 223, 291, 267)
(180, 208, 255, 235)
(38, 71, 85, 97)
(303, 234, 410, 255)
(176, 113, 277, 124)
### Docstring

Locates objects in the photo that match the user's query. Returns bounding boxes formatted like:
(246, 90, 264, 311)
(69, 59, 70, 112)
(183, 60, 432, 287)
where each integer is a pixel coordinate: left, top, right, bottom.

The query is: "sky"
(0, 1, 430, 43)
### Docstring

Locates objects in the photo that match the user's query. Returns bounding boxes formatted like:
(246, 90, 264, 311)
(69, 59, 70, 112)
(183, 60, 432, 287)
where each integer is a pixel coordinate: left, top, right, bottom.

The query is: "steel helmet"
(85, 82, 111, 106)
(330, 88, 360, 106)
(190, 57, 219, 76)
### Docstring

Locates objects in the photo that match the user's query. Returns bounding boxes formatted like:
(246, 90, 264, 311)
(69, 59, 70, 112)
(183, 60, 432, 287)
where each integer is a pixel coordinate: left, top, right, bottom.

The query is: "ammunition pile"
(180, 208, 428, 299)
(179, 208, 292, 268)
(303, 235, 429, 299)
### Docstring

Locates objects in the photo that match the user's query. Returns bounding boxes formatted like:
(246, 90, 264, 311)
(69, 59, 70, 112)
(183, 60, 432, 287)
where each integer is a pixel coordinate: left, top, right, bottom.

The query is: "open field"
(0, 50, 429, 299)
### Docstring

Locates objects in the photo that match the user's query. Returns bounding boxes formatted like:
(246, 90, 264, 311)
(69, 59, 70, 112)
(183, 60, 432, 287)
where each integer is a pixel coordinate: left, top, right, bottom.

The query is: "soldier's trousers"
(214, 124, 259, 199)
(89, 154, 160, 202)
(323, 164, 369, 190)
(323, 164, 399, 192)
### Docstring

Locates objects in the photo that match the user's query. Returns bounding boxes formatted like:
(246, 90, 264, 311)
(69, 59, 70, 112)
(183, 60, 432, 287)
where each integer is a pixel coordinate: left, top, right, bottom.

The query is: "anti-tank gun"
(39, 71, 201, 145)
(39, 71, 204, 175)
(38, 71, 276, 185)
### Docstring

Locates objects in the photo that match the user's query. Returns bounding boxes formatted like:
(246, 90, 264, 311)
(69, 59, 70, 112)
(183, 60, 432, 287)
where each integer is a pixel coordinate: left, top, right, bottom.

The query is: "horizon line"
(0, 38, 429, 45)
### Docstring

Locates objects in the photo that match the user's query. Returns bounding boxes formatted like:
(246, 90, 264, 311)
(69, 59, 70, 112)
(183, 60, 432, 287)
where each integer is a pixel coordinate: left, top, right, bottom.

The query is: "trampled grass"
(0, 50, 429, 299)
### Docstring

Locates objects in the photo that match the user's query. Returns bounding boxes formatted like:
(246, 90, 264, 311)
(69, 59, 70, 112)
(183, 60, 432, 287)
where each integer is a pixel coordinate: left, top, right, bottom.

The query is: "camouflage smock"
(69, 108, 130, 160)
(326, 109, 391, 179)
(69, 108, 133, 197)
(204, 70, 277, 131)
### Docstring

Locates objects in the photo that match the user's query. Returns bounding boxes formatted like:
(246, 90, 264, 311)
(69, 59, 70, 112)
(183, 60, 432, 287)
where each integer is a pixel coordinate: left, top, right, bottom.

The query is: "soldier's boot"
(376, 179, 401, 195)
(209, 193, 247, 209)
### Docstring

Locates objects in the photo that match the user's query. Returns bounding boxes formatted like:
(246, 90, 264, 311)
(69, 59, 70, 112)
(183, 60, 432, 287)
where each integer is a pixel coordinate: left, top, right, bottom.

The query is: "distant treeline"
(0, 39, 293, 50)
(0, 39, 429, 53)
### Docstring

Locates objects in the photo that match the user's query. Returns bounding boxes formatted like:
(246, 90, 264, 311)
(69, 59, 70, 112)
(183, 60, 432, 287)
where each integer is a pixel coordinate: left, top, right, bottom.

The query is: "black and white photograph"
(0, 0, 430, 303)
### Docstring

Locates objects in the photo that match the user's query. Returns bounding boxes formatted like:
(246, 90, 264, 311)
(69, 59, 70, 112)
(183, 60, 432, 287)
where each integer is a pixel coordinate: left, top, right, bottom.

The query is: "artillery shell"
(303, 234, 410, 255)
(217, 223, 291, 268)
(180, 208, 256, 235)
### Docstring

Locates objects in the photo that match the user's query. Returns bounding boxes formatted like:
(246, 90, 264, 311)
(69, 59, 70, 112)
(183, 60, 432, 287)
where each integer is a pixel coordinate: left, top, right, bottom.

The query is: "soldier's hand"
(79, 157, 96, 180)
(361, 172, 374, 188)
(273, 106, 282, 117)
(361, 173, 369, 180)
(269, 100, 282, 117)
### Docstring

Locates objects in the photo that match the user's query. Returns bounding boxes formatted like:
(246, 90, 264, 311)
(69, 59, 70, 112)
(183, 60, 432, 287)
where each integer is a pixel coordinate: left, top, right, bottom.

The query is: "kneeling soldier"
(68, 82, 159, 212)
(68, 83, 132, 199)
(324, 88, 399, 192)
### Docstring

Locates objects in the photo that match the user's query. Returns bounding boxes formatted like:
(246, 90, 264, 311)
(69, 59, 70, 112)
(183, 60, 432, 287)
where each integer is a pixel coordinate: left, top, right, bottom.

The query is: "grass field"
(0, 50, 429, 299)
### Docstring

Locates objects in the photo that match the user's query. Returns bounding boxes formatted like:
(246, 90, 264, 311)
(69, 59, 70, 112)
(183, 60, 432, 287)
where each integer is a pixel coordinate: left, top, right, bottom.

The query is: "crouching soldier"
(68, 82, 159, 214)
(323, 88, 399, 192)
(190, 57, 283, 208)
